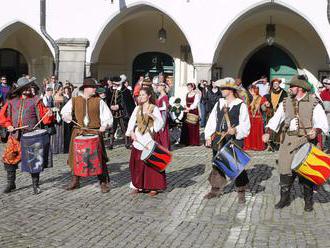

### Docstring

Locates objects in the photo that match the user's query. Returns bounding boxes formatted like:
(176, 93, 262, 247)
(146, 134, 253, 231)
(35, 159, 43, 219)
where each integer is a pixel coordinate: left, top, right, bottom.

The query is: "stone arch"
(0, 21, 54, 81)
(90, 2, 193, 64)
(212, 2, 330, 63)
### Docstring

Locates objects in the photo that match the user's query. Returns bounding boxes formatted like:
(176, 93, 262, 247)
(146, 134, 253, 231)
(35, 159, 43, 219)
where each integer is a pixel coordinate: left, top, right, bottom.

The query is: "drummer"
(125, 87, 165, 197)
(61, 78, 113, 193)
(204, 78, 251, 203)
(262, 75, 328, 211)
(0, 77, 54, 194)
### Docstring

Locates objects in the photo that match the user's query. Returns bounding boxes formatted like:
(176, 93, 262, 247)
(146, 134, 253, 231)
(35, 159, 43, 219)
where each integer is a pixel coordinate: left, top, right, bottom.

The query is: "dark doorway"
(132, 52, 174, 87)
(0, 48, 28, 84)
(242, 46, 297, 88)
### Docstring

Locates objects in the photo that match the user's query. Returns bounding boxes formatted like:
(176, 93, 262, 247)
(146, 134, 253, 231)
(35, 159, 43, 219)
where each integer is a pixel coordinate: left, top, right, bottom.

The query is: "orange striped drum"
(291, 143, 330, 185)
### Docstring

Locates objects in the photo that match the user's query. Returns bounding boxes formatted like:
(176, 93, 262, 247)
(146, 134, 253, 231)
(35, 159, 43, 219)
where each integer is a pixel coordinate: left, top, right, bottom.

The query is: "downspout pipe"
(40, 0, 59, 78)
(328, 0, 330, 24)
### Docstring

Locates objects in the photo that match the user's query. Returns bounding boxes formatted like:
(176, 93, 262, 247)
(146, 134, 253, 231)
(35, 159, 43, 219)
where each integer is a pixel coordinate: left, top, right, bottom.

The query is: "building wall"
(0, 0, 329, 92)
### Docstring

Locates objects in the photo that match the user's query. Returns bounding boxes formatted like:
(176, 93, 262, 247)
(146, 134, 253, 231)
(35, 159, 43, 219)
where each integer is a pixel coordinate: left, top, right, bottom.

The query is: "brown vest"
(72, 96, 101, 128)
(283, 94, 318, 136)
(136, 104, 155, 134)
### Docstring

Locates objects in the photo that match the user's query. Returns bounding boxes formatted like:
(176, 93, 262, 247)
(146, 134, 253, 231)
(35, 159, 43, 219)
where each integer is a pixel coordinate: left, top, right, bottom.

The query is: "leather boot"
(203, 187, 221, 199)
(108, 134, 114, 150)
(303, 185, 314, 212)
(3, 170, 16, 194)
(275, 185, 291, 209)
(98, 174, 110, 193)
(31, 173, 41, 195)
(66, 175, 80, 190)
(237, 186, 246, 204)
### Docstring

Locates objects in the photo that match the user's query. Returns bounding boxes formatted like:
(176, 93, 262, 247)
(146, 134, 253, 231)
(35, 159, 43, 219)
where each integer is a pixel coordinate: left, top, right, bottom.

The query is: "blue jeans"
(200, 102, 207, 128)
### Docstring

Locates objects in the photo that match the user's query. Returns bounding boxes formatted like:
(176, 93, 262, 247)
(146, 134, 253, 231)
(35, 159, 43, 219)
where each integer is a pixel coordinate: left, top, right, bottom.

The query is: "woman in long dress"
(63, 85, 73, 153)
(244, 85, 266, 151)
(51, 84, 65, 154)
(180, 83, 201, 146)
(154, 82, 170, 150)
(126, 87, 166, 197)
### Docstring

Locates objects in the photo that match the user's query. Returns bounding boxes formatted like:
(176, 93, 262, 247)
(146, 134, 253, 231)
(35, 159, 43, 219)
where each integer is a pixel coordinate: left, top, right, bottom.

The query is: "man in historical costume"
(262, 78, 288, 151)
(0, 77, 54, 194)
(107, 75, 135, 149)
(204, 78, 251, 203)
(263, 75, 328, 211)
(320, 79, 330, 153)
(61, 78, 113, 193)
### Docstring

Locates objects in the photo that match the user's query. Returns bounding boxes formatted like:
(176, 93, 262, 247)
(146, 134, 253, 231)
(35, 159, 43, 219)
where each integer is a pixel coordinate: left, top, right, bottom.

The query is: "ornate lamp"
(158, 15, 167, 43)
(266, 16, 276, 46)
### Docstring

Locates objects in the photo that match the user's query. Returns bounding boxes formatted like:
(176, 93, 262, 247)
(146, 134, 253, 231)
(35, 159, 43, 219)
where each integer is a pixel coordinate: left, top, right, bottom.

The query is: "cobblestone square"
(1, 144, 330, 248)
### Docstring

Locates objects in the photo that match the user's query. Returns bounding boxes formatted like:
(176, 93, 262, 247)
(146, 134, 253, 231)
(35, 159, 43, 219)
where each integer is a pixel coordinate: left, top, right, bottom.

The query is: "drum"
(291, 143, 330, 185)
(140, 140, 172, 172)
(213, 140, 251, 180)
(73, 134, 103, 177)
(185, 113, 199, 124)
(21, 129, 51, 173)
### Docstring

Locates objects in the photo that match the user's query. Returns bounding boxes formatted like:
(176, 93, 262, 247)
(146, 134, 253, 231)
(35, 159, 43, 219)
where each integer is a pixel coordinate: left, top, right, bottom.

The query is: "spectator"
(252, 75, 270, 97)
(205, 80, 222, 118)
(198, 80, 209, 128)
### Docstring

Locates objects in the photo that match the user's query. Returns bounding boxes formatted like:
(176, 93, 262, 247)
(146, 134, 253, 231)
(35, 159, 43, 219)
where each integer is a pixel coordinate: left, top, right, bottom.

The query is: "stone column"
(56, 38, 89, 86)
(194, 63, 212, 82)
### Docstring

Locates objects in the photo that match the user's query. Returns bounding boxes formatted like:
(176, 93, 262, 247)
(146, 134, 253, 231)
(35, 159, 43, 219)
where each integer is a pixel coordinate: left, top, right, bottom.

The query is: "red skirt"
(180, 110, 200, 146)
(129, 147, 167, 190)
(244, 115, 265, 151)
(154, 119, 170, 150)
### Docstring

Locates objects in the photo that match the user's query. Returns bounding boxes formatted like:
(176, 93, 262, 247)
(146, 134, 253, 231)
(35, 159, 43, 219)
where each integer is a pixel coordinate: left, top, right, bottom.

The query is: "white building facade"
(1, 0, 330, 97)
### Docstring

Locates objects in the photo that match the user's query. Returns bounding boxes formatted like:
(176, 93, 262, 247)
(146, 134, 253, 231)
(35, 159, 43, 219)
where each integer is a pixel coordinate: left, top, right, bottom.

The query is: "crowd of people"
(0, 71, 330, 212)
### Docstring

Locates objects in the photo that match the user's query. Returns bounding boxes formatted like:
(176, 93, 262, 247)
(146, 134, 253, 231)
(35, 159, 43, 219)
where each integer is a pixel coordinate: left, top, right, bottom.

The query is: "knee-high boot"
(31, 173, 41, 195)
(275, 174, 293, 209)
(3, 166, 16, 193)
(303, 185, 314, 212)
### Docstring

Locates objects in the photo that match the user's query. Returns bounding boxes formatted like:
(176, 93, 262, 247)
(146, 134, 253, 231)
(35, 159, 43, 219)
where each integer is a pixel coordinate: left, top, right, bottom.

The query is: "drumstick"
(13, 125, 29, 131)
(33, 110, 51, 129)
(71, 119, 99, 132)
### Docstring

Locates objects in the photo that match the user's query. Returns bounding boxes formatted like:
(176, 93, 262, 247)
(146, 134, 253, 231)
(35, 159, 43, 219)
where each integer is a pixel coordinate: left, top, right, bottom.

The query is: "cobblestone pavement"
(1, 143, 330, 248)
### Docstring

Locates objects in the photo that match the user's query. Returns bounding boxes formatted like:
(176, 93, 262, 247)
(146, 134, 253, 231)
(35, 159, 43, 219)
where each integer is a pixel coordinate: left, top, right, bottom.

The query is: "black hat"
(11, 76, 37, 94)
(79, 78, 98, 90)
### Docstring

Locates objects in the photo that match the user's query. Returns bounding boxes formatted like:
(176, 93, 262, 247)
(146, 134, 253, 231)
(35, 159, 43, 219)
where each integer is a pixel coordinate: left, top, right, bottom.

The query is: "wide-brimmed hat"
(79, 78, 98, 90)
(215, 77, 240, 91)
(11, 76, 37, 94)
(286, 75, 312, 92)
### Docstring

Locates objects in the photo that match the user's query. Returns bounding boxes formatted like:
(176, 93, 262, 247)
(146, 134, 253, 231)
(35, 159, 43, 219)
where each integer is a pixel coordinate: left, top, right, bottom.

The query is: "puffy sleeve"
(125, 106, 138, 136)
(204, 101, 220, 140)
(0, 102, 12, 128)
(100, 99, 113, 128)
(190, 94, 200, 110)
(36, 100, 54, 125)
(266, 102, 285, 133)
(60, 98, 73, 123)
(235, 103, 250, 140)
(152, 106, 164, 133)
(313, 103, 329, 134)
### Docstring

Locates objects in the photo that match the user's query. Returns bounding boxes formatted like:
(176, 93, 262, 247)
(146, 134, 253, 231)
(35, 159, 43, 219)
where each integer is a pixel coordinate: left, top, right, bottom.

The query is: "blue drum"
(20, 129, 52, 173)
(213, 140, 251, 180)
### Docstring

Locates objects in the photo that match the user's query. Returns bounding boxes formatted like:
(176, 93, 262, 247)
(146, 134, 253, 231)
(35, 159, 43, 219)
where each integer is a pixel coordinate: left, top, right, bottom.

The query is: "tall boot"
(303, 185, 314, 212)
(275, 174, 293, 209)
(3, 170, 16, 194)
(237, 186, 246, 204)
(125, 136, 131, 149)
(98, 174, 110, 193)
(108, 134, 114, 150)
(31, 173, 41, 195)
(66, 175, 80, 190)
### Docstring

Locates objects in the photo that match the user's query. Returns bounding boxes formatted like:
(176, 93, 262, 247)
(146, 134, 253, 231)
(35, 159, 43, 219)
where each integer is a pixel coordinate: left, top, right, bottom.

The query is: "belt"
(287, 129, 311, 137)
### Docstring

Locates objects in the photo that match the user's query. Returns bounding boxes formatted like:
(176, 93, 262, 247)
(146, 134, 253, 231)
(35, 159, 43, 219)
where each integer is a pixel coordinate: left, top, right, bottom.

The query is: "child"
(169, 98, 184, 145)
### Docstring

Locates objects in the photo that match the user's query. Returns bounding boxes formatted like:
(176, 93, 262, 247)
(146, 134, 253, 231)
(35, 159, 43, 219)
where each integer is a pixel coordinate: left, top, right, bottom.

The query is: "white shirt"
(125, 105, 164, 150)
(266, 100, 329, 134)
(60, 94, 113, 128)
(204, 98, 251, 140)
